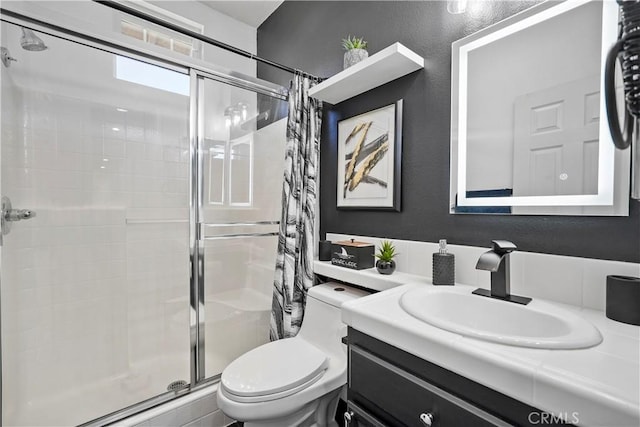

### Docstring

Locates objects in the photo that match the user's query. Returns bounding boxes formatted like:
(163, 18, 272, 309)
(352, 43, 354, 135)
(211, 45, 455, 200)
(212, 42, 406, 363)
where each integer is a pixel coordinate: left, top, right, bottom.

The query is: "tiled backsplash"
(326, 234, 640, 310)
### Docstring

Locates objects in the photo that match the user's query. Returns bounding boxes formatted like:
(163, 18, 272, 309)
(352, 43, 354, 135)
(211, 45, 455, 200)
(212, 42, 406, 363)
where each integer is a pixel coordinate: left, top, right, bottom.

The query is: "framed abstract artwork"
(336, 100, 402, 211)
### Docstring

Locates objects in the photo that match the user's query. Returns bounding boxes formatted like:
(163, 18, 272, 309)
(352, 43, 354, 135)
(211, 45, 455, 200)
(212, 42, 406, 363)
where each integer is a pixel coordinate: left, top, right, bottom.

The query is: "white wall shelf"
(313, 260, 430, 292)
(308, 43, 424, 104)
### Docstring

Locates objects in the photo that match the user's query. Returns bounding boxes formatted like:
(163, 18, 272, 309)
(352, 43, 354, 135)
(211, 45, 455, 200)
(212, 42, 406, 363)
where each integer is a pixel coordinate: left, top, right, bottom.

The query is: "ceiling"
(198, 1, 284, 27)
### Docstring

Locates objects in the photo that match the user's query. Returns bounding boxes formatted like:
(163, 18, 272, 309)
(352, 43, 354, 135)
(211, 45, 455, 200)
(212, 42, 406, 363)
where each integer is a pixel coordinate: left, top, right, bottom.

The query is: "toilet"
(217, 282, 369, 427)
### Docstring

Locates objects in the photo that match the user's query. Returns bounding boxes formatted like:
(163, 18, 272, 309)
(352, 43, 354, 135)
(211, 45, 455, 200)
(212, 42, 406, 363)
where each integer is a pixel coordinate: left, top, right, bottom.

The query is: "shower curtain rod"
(93, 0, 323, 82)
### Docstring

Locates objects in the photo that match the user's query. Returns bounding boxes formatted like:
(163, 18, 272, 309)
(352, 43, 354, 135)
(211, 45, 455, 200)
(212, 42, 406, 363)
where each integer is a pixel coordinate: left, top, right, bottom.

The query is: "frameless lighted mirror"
(450, 0, 630, 215)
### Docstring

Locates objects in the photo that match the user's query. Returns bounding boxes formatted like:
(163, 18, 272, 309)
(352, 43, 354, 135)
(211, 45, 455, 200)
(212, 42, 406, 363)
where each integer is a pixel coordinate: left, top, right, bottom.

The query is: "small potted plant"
(375, 240, 397, 275)
(342, 35, 368, 69)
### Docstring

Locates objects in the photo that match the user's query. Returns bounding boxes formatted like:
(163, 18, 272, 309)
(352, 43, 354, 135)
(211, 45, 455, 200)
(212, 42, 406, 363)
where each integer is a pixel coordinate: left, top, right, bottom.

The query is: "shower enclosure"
(0, 8, 287, 426)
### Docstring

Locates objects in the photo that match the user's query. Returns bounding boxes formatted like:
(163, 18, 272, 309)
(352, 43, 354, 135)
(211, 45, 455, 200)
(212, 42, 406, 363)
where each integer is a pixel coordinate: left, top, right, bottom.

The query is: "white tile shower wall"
(326, 233, 640, 310)
(0, 9, 272, 426)
(1, 79, 191, 424)
(201, 119, 285, 376)
(111, 385, 234, 427)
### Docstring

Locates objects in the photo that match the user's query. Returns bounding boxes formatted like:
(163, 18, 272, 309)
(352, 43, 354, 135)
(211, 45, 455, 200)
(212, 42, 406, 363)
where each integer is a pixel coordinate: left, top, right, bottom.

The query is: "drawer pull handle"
(420, 412, 435, 426)
(344, 410, 355, 425)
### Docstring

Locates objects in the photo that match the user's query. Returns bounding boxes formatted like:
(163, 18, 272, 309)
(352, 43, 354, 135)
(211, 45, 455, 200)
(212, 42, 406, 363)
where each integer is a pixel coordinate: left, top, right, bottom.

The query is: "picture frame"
(336, 100, 402, 211)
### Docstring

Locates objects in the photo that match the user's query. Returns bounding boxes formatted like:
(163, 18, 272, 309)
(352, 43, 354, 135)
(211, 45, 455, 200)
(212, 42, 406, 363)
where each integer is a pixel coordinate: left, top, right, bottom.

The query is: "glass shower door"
(0, 22, 191, 426)
(196, 76, 287, 379)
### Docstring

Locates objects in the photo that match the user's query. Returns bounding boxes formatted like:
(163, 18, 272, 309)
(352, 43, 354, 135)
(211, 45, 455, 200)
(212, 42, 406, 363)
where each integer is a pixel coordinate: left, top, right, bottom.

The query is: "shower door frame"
(0, 7, 287, 427)
(189, 69, 286, 387)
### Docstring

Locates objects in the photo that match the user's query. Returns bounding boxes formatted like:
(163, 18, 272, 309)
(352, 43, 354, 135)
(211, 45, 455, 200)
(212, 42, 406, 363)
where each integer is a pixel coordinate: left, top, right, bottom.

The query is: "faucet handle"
(491, 240, 517, 254)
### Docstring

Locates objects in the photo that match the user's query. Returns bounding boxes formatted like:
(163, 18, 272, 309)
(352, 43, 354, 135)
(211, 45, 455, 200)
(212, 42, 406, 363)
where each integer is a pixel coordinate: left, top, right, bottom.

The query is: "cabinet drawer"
(349, 346, 511, 427)
(344, 401, 388, 427)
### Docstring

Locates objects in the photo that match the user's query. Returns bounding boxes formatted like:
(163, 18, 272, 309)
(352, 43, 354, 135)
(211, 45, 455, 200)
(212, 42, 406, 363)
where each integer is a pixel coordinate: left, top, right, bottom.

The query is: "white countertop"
(313, 260, 430, 291)
(341, 282, 640, 427)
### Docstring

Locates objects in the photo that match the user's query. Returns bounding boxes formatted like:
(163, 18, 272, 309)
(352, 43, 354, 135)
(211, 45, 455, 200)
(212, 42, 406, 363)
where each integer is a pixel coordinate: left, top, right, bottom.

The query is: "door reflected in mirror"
(450, 0, 630, 215)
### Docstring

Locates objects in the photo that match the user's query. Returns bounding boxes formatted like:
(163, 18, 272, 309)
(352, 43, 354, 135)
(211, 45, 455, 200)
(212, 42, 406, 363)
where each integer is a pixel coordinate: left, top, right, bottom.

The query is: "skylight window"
(115, 56, 189, 96)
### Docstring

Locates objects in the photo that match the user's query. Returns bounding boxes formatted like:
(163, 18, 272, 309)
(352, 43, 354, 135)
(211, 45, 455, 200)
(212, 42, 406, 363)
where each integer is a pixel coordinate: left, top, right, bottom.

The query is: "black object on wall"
(257, 1, 640, 263)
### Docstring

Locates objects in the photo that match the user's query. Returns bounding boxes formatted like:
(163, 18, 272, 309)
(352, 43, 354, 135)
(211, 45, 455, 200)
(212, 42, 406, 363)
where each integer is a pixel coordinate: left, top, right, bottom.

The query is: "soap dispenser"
(433, 239, 455, 285)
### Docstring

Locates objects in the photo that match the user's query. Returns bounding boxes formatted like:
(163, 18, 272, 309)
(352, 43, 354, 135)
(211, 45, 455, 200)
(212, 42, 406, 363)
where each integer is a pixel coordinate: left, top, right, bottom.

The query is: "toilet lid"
(221, 338, 329, 398)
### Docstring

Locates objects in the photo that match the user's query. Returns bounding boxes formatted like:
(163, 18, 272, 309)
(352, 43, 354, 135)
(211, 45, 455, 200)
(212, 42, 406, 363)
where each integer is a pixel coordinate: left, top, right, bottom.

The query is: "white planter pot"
(344, 48, 369, 69)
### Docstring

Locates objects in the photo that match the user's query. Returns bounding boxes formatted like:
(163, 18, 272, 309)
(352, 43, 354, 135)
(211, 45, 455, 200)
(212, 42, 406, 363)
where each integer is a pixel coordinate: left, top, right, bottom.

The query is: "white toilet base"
(240, 389, 341, 427)
(218, 284, 368, 427)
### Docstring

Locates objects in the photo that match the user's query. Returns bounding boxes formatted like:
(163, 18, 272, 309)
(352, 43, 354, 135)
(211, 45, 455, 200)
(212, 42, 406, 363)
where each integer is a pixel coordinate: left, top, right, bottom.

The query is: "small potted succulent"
(375, 240, 397, 275)
(342, 35, 368, 69)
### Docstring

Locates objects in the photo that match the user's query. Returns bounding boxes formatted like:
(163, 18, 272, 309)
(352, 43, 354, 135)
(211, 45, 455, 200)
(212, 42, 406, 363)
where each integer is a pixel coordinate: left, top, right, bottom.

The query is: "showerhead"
(20, 28, 47, 52)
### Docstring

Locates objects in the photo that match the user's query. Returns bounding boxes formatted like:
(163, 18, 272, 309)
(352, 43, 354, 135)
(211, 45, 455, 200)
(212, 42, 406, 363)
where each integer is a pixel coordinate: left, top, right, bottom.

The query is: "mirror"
(450, 0, 630, 215)
(208, 141, 226, 205)
(229, 135, 253, 206)
(205, 135, 254, 207)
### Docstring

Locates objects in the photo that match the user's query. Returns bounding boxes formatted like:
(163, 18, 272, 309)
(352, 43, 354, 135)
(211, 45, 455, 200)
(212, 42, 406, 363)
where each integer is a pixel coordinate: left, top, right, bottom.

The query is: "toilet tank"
(297, 282, 370, 353)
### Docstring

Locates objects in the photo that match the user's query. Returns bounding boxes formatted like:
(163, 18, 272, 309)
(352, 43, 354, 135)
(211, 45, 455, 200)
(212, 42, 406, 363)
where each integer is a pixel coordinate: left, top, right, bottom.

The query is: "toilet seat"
(221, 338, 329, 403)
(222, 369, 326, 403)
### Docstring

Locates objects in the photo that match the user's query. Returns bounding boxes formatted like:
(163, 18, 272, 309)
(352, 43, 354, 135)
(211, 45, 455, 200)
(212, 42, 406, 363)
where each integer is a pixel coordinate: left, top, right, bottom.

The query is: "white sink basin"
(400, 286, 602, 349)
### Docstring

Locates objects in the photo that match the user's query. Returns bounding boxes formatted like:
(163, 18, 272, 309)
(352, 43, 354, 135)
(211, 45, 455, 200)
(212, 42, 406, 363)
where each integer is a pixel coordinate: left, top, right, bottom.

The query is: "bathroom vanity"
(346, 329, 541, 426)
(339, 283, 640, 427)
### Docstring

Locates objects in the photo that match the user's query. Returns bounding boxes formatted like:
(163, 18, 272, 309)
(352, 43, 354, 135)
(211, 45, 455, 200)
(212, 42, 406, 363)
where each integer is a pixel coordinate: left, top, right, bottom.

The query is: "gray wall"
(257, 1, 640, 263)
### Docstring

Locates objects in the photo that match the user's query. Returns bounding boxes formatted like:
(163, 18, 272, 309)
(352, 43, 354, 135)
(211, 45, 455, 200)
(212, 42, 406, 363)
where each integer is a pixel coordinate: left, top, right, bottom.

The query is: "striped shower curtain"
(270, 73, 322, 340)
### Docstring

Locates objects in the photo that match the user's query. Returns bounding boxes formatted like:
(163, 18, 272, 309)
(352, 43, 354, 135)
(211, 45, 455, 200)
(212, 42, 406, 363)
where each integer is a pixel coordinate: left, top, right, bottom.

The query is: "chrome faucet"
(473, 240, 531, 305)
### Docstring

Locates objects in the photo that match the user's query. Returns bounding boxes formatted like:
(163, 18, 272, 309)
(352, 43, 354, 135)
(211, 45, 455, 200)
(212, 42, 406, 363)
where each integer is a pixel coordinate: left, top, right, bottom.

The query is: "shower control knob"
(6, 209, 36, 221)
(5, 208, 36, 221)
(1, 196, 36, 244)
(420, 412, 435, 426)
(0, 47, 17, 68)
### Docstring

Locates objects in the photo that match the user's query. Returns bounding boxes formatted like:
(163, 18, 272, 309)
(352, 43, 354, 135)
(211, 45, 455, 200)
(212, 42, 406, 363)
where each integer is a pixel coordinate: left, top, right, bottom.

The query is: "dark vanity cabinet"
(345, 328, 567, 427)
